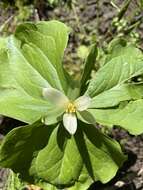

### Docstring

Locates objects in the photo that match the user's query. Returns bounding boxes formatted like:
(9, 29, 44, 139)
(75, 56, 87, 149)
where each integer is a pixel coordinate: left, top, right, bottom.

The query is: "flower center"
(66, 102, 76, 113)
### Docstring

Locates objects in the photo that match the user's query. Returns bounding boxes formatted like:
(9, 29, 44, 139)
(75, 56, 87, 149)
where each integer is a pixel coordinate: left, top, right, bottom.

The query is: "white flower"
(42, 88, 91, 135)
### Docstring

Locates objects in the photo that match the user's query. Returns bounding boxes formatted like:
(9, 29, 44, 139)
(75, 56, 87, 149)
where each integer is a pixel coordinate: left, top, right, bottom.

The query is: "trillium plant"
(0, 20, 143, 190)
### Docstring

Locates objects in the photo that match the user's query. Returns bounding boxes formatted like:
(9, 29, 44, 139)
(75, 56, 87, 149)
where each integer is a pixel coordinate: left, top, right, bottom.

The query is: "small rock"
(26, 184, 42, 190)
(137, 167, 143, 176)
(114, 180, 125, 188)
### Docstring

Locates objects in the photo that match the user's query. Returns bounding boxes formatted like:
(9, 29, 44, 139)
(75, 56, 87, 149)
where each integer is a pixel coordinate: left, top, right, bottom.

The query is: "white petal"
(75, 95, 91, 111)
(42, 88, 69, 107)
(63, 113, 77, 135)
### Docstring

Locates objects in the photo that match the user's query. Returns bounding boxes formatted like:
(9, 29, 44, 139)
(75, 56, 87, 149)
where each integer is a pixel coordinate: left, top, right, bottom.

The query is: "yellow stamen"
(66, 102, 76, 113)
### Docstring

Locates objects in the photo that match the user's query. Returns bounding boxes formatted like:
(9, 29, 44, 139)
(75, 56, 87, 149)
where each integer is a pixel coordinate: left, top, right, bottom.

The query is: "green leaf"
(140, 0, 143, 7)
(80, 44, 98, 95)
(15, 21, 70, 66)
(0, 37, 18, 89)
(0, 121, 55, 181)
(21, 42, 64, 91)
(15, 23, 58, 67)
(0, 121, 126, 187)
(90, 83, 143, 108)
(68, 178, 92, 190)
(15, 21, 71, 93)
(0, 88, 63, 124)
(0, 37, 7, 49)
(38, 162, 93, 190)
(36, 21, 70, 61)
(35, 122, 126, 186)
(36, 125, 83, 187)
(0, 22, 70, 124)
(105, 38, 127, 63)
(8, 37, 49, 98)
(80, 41, 143, 135)
(8, 36, 64, 99)
(117, 0, 132, 21)
(0, 49, 17, 89)
(86, 45, 143, 97)
(38, 173, 92, 190)
(37, 166, 93, 190)
(0, 48, 63, 125)
(75, 123, 126, 184)
(86, 99, 143, 135)
(68, 167, 93, 190)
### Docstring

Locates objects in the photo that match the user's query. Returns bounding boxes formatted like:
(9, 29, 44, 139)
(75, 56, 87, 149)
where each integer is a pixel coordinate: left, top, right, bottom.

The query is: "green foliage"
(14, 21, 70, 93)
(1, 21, 143, 189)
(4, 170, 23, 190)
(47, 0, 59, 5)
(109, 0, 143, 47)
(86, 43, 143, 97)
(80, 44, 97, 94)
(77, 45, 89, 60)
(0, 121, 126, 188)
(1, 0, 34, 24)
(140, 0, 143, 7)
